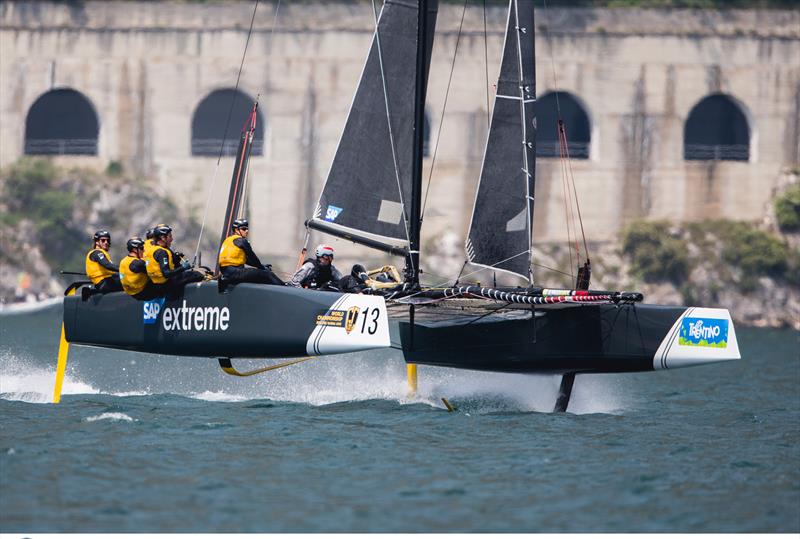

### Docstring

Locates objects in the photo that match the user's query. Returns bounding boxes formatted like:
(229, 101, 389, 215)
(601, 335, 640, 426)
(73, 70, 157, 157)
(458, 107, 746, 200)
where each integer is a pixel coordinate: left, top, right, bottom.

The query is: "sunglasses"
(239, 227, 249, 231)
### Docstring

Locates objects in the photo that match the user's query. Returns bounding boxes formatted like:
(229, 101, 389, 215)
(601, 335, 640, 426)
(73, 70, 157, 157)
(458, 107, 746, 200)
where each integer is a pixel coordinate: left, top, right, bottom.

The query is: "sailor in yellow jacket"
(85, 230, 122, 293)
(218, 219, 284, 285)
(145, 224, 204, 294)
(119, 237, 157, 300)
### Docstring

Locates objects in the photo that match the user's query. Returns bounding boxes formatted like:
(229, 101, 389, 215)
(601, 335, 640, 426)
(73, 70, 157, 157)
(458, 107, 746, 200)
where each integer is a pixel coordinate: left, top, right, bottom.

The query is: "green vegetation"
(774, 183, 800, 233)
(622, 220, 689, 284)
(0, 158, 210, 278)
(1, 159, 84, 271)
(624, 218, 798, 295)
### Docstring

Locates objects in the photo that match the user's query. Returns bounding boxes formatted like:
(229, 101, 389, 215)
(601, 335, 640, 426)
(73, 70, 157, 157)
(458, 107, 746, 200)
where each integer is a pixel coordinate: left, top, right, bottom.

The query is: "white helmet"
(315, 244, 334, 258)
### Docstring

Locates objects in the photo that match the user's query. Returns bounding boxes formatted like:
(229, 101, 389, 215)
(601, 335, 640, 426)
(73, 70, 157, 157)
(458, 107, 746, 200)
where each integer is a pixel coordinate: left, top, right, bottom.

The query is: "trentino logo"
(143, 298, 166, 324)
(325, 205, 343, 222)
(678, 317, 728, 348)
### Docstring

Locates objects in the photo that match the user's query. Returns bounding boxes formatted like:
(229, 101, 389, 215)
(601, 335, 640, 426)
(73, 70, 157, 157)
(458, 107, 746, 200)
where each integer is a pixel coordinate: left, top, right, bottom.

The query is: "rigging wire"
(540, 0, 591, 280)
(421, 0, 469, 221)
(370, 0, 413, 259)
(483, 0, 491, 130)
(192, 0, 263, 263)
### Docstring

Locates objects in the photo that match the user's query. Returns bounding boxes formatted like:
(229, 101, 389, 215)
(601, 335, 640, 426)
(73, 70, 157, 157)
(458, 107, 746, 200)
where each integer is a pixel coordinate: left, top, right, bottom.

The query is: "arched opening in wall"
(684, 94, 749, 162)
(24, 88, 99, 155)
(192, 89, 264, 157)
(535, 91, 590, 159)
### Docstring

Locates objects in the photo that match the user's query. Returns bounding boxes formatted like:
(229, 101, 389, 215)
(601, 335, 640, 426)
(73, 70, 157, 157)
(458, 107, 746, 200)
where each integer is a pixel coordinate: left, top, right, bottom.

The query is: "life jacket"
(146, 244, 175, 284)
(142, 239, 157, 261)
(85, 248, 115, 285)
(218, 235, 246, 268)
(300, 258, 333, 288)
(119, 256, 149, 295)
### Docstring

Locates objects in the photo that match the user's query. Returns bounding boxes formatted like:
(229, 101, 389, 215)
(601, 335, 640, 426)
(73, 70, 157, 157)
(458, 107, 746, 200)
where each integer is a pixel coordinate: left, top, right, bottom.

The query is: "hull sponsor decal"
(678, 317, 728, 348)
(652, 307, 739, 370)
(162, 300, 230, 331)
(143, 298, 165, 325)
(306, 294, 390, 355)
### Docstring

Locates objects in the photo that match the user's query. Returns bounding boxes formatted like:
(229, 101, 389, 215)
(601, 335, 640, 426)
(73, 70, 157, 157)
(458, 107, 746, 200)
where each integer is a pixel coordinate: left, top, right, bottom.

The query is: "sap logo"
(143, 298, 166, 324)
(162, 300, 230, 331)
(325, 205, 343, 222)
(679, 317, 728, 348)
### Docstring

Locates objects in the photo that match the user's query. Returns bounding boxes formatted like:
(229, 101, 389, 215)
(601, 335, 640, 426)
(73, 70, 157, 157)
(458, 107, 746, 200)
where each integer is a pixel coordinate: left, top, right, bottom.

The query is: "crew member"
(142, 227, 158, 262)
(290, 244, 344, 289)
(218, 219, 284, 285)
(145, 224, 204, 293)
(119, 237, 154, 299)
(338, 264, 370, 293)
(85, 230, 122, 293)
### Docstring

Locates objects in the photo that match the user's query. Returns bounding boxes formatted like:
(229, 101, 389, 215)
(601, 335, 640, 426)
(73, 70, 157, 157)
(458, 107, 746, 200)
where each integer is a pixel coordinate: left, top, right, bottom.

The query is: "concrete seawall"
(1, 1, 798, 262)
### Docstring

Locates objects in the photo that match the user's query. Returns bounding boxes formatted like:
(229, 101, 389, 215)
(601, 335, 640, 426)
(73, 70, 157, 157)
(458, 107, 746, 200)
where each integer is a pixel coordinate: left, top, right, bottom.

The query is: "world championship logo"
(345, 306, 360, 334)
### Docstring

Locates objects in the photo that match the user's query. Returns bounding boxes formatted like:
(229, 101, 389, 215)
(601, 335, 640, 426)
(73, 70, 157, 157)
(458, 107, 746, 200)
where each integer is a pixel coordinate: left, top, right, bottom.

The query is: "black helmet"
(153, 224, 172, 238)
(93, 230, 111, 242)
(232, 218, 249, 230)
(351, 264, 368, 283)
(126, 237, 145, 252)
(145, 228, 154, 240)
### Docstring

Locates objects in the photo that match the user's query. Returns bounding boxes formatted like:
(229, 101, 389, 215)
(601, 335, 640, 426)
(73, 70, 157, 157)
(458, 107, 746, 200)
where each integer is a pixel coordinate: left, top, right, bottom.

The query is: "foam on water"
(84, 412, 135, 422)
(0, 347, 630, 414)
(0, 353, 100, 403)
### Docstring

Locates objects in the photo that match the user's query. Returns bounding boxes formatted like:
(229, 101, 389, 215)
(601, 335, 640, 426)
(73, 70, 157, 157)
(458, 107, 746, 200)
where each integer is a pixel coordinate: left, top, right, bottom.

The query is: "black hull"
(64, 282, 391, 358)
(394, 303, 735, 375)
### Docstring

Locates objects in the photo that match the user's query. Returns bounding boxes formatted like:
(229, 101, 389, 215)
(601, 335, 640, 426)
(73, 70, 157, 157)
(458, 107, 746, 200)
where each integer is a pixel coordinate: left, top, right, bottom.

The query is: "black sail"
(308, 0, 438, 255)
(466, 0, 535, 281)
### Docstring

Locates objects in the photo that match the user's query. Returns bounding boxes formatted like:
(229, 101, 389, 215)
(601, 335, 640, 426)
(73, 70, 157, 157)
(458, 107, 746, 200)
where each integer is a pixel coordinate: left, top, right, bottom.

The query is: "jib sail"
(466, 0, 536, 281)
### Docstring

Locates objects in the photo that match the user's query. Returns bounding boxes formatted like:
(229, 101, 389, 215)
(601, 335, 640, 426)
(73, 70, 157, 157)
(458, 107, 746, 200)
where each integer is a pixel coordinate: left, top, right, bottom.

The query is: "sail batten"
(466, 0, 536, 282)
(308, 0, 438, 256)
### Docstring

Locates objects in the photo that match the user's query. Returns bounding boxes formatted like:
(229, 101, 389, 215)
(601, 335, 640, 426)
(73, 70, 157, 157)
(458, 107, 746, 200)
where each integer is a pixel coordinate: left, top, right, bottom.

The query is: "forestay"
(307, 0, 438, 255)
(466, 0, 536, 281)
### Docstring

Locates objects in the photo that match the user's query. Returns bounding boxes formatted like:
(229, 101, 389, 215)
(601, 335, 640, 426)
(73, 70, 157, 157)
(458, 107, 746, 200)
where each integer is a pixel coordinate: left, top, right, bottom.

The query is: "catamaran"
(55, 0, 740, 411)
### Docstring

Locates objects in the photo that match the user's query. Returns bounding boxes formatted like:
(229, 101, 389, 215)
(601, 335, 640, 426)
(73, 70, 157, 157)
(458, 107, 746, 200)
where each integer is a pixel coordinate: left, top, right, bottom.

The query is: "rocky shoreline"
(2, 159, 798, 330)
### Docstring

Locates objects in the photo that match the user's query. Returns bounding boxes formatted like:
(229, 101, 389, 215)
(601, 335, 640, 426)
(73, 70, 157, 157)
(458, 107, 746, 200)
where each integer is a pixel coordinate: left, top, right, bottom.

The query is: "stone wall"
(1, 0, 798, 273)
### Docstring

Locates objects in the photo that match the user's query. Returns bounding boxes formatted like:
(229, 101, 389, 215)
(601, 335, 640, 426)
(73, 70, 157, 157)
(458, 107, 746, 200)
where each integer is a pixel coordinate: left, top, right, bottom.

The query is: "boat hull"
(64, 282, 391, 358)
(393, 303, 740, 374)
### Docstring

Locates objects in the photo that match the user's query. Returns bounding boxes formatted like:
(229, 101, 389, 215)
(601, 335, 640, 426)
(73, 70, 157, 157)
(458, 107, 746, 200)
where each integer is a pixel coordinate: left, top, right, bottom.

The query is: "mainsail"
(307, 0, 438, 256)
(466, 0, 536, 281)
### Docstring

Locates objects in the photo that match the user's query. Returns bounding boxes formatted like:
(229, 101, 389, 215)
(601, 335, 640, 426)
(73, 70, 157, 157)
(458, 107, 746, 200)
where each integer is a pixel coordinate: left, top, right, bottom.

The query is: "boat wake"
(0, 351, 631, 414)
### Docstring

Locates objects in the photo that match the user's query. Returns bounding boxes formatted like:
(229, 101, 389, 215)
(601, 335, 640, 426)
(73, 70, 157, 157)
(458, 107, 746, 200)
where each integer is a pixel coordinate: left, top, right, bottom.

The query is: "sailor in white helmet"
(290, 244, 344, 289)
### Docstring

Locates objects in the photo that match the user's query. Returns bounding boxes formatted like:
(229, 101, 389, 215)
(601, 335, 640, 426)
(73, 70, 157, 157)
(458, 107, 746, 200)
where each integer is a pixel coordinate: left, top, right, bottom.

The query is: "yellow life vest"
(85, 248, 115, 285)
(142, 239, 157, 261)
(146, 245, 174, 284)
(119, 255, 149, 295)
(218, 235, 246, 268)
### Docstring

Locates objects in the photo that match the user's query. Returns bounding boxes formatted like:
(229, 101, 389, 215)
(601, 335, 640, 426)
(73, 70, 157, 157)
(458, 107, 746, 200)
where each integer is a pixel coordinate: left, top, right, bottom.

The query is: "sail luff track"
(465, 0, 536, 281)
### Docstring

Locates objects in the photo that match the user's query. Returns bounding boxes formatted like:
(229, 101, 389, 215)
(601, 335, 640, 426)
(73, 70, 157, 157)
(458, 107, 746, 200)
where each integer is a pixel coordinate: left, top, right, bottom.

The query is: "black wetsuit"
(220, 237, 284, 286)
(154, 247, 204, 293)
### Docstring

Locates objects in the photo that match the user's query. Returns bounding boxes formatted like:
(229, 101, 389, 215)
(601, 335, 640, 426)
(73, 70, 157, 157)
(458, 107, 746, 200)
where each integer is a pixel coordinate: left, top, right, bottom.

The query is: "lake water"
(1, 304, 798, 532)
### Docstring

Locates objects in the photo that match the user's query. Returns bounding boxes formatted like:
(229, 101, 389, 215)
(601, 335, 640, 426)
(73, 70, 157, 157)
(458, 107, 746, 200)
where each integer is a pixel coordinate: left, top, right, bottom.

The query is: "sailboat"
(56, 0, 739, 411)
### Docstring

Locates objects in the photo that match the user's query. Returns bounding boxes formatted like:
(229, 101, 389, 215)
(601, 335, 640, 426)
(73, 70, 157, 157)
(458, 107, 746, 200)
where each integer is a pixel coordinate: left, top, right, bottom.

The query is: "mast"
(216, 102, 258, 273)
(406, 0, 429, 287)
